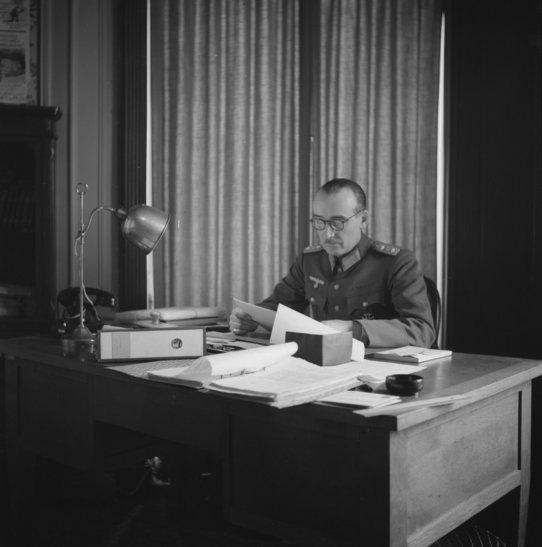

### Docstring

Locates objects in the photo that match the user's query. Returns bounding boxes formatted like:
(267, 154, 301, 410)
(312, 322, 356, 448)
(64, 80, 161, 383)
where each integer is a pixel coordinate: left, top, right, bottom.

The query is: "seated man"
(230, 178, 435, 348)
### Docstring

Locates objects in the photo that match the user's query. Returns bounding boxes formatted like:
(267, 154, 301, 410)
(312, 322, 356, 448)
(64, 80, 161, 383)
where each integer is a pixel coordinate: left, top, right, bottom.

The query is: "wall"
(445, 0, 541, 358)
(40, 0, 119, 298)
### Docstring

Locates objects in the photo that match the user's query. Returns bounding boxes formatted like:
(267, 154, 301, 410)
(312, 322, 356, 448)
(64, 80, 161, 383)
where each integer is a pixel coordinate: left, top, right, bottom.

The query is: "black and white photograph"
(0, 0, 541, 546)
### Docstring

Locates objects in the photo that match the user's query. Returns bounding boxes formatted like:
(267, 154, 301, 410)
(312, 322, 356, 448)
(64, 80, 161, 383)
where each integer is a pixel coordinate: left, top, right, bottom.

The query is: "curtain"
(152, 0, 300, 310)
(312, 0, 442, 277)
(151, 0, 442, 311)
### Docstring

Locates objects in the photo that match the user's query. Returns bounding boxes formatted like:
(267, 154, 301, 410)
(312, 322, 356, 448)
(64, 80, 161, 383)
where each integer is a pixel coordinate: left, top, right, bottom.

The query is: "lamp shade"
(120, 204, 170, 254)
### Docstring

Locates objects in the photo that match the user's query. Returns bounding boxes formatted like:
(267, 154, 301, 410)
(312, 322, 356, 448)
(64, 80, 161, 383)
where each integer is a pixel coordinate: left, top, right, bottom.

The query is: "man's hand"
(229, 307, 259, 335)
(320, 319, 353, 333)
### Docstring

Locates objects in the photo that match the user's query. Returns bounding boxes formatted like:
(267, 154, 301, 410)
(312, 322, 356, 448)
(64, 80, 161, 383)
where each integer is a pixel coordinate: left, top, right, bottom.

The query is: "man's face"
(312, 188, 366, 257)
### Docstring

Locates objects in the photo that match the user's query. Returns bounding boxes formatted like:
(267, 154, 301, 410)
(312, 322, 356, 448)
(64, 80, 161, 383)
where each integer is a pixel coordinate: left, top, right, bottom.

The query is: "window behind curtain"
(149, 0, 442, 312)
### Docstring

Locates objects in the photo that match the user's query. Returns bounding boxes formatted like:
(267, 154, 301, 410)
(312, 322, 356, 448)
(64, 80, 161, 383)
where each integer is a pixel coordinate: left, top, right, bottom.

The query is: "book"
(365, 346, 452, 364)
(146, 342, 299, 389)
(207, 356, 365, 408)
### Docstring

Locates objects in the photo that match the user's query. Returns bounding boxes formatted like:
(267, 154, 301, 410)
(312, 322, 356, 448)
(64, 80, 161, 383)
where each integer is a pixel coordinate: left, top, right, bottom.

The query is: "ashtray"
(385, 374, 424, 396)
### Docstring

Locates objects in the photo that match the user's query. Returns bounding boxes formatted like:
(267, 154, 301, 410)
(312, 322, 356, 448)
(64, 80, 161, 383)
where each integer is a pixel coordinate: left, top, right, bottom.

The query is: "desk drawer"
(91, 376, 222, 452)
(16, 360, 94, 469)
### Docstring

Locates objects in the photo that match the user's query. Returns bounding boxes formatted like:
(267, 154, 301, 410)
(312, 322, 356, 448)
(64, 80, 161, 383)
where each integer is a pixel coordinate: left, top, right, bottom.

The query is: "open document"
(233, 300, 366, 361)
(233, 298, 276, 330)
(147, 342, 298, 388)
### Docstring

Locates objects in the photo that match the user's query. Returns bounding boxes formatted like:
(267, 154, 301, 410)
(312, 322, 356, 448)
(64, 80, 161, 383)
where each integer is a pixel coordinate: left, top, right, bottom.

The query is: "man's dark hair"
(319, 178, 367, 211)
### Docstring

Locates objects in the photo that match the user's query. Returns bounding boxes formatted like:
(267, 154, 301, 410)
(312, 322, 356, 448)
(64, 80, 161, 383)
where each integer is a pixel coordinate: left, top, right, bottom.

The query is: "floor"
(3, 495, 284, 547)
(0, 452, 522, 547)
(1, 458, 287, 547)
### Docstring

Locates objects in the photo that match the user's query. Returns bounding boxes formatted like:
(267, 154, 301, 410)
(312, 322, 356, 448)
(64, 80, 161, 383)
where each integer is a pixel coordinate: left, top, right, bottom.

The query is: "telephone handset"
(56, 287, 118, 336)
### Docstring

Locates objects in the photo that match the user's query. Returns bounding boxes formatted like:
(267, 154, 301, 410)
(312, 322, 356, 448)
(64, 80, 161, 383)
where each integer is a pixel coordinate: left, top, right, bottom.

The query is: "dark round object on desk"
(385, 374, 424, 396)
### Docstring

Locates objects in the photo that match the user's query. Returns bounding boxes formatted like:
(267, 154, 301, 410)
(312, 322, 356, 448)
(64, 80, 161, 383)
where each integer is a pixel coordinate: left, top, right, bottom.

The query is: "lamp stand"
(63, 183, 97, 360)
(61, 182, 170, 362)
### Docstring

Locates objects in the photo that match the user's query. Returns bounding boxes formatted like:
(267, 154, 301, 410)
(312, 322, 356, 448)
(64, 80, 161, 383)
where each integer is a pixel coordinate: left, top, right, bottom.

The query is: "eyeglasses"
(310, 212, 359, 232)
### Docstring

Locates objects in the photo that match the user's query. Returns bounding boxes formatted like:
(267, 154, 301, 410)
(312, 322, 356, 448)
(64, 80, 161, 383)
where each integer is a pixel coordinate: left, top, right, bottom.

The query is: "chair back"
(424, 276, 441, 348)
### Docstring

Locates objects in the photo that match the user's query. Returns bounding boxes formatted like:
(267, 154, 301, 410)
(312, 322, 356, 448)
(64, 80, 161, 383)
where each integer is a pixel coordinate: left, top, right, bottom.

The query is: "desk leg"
(462, 386, 532, 547)
(6, 447, 38, 527)
(5, 360, 39, 532)
(518, 385, 532, 547)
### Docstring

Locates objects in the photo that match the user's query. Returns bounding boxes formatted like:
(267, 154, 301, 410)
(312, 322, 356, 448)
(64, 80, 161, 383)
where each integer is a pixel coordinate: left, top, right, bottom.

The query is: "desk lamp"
(69, 182, 170, 353)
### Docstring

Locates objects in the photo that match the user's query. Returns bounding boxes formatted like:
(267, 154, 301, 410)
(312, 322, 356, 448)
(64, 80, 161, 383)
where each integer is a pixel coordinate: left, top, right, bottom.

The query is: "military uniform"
(259, 233, 435, 348)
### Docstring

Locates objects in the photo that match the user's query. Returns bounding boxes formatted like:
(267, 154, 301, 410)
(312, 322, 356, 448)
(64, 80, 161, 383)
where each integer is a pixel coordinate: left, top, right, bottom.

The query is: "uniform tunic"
(259, 233, 435, 348)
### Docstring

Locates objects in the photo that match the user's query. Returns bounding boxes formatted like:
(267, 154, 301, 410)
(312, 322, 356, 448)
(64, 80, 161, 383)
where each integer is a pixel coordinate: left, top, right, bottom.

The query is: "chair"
(424, 276, 441, 349)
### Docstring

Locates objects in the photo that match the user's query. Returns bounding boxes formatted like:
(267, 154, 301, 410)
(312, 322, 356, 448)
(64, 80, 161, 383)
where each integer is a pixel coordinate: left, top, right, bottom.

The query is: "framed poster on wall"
(0, 0, 38, 104)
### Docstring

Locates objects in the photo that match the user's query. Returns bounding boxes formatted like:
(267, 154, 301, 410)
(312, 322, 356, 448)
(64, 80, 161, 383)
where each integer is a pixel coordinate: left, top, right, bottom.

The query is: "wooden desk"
(2, 337, 541, 547)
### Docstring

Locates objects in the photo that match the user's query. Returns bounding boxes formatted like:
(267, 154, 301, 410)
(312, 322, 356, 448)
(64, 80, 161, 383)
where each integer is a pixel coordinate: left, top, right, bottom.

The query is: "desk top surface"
(2, 336, 542, 431)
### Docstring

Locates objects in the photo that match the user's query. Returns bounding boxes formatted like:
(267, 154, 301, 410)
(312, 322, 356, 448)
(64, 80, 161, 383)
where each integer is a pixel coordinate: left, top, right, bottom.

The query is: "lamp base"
(62, 325, 97, 362)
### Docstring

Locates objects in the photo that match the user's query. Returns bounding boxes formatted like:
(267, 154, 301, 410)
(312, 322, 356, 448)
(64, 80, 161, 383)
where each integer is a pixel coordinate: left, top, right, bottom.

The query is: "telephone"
(56, 287, 118, 336)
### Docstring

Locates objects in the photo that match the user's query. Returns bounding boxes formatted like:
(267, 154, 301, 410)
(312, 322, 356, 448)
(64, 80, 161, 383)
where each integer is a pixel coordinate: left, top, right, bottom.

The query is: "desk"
(2, 337, 541, 547)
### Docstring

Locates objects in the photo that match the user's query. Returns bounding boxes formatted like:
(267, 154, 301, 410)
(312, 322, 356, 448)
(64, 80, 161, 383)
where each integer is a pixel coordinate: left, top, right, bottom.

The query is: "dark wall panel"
(446, 0, 542, 358)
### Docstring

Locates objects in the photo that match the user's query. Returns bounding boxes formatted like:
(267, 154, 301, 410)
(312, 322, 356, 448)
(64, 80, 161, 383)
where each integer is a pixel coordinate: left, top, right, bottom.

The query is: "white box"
(97, 328, 206, 362)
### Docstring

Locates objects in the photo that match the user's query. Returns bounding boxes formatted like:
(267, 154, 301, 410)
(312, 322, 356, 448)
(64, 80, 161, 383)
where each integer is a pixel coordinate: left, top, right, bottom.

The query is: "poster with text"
(0, 0, 37, 104)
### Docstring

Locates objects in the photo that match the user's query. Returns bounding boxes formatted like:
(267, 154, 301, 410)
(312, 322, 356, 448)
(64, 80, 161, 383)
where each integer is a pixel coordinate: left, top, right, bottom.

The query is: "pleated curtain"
(150, 0, 442, 311)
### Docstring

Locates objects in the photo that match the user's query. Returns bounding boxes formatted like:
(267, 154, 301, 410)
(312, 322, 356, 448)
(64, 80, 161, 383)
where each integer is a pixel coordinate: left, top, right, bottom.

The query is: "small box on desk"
(285, 331, 352, 366)
(96, 327, 206, 362)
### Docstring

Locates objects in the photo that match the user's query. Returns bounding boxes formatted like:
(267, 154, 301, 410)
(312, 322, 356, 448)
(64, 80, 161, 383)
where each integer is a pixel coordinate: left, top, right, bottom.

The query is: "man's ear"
(360, 209, 369, 226)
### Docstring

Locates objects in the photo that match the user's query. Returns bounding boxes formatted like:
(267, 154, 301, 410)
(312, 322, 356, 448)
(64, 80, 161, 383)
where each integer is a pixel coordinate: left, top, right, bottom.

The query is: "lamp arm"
(77, 205, 125, 240)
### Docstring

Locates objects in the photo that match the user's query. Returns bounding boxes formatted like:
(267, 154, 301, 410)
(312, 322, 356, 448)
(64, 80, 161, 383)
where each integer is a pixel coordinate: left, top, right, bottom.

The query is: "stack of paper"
(207, 356, 364, 408)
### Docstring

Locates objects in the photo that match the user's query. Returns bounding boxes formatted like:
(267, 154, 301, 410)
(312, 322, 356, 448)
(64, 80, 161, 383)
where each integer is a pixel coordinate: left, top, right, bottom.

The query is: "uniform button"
(362, 301, 368, 307)
(309, 297, 315, 303)
(333, 284, 340, 290)
(334, 305, 340, 311)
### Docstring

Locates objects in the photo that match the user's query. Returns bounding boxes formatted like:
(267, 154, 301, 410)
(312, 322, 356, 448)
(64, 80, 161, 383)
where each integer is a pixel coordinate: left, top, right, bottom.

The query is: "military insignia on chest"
(309, 275, 325, 289)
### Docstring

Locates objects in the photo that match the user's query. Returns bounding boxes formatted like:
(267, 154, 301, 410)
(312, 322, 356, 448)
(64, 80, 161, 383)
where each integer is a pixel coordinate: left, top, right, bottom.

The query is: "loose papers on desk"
(318, 390, 401, 408)
(113, 344, 425, 408)
(147, 342, 298, 388)
(207, 358, 425, 409)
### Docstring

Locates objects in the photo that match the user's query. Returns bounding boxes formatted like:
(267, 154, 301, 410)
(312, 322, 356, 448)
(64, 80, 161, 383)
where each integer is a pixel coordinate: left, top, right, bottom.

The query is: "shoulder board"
(372, 241, 400, 256)
(302, 244, 323, 254)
